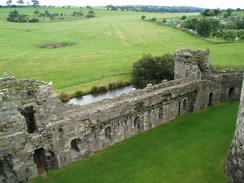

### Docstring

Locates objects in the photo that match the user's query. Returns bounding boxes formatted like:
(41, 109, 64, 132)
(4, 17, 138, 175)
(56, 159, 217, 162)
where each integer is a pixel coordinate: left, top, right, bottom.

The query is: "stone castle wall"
(225, 78, 244, 183)
(0, 49, 243, 183)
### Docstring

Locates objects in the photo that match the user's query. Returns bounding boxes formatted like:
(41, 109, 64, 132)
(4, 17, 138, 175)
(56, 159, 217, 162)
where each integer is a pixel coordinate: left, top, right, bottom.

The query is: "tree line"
(182, 9, 244, 41)
(106, 5, 203, 13)
(7, 8, 96, 23)
(6, 0, 39, 7)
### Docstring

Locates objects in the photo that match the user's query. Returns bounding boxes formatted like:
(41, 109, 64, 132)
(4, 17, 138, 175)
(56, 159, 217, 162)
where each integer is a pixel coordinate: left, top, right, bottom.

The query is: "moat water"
(66, 85, 134, 106)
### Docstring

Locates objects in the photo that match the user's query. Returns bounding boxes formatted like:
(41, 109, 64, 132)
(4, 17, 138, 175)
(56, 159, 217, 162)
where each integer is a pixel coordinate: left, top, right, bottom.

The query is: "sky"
(1, 0, 244, 9)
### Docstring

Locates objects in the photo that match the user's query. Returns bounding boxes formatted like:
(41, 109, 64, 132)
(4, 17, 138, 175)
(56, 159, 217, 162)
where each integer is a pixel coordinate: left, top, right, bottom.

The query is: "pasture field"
(0, 7, 244, 95)
(28, 102, 239, 183)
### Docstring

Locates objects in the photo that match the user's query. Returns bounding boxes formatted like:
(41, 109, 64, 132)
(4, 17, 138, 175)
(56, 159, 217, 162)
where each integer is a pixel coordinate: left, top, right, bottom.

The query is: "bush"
(98, 86, 107, 92)
(240, 34, 244, 40)
(33, 10, 39, 15)
(29, 17, 39, 23)
(7, 9, 19, 22)
(237, 30, 244, 38)
(75, 90, 83, 97)
(108, 81, 129, 90)
(86, 10, 95, 18)
(141, 15, 146, 20)
(215, 30, 224, 38)
(183, 18, 197, 29)
(58, 92, 70, 102)
(235, 17, 244, 29)
(7, 9, 32, 23)
(72, 11, 84, 16)
(223, 31, 237, 41)
(196, 18, 219, 37)
(151, 17, 156, 22)
(181, 15, 187, 20)
(90, 86, 108, 94)
(132, 53, 174, 89)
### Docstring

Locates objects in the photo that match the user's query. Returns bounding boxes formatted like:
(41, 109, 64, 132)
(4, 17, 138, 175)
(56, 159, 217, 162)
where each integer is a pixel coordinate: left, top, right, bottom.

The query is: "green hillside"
(0, 7, 243, 95)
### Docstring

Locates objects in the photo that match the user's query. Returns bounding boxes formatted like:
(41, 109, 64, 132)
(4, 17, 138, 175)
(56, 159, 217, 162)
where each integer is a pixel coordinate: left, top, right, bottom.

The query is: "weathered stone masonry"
(0, 49, 243, 183)
(225, 78, 244, 182)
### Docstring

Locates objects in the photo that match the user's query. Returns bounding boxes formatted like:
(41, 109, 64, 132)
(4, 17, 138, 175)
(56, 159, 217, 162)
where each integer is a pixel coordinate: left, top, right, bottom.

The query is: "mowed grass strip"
(29, 102, 239, 183)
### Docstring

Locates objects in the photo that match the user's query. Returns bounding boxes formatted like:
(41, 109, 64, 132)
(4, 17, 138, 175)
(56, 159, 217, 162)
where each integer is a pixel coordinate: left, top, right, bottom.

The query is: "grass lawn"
(28, 102, 239, 183)
(0, 7, 244, 95)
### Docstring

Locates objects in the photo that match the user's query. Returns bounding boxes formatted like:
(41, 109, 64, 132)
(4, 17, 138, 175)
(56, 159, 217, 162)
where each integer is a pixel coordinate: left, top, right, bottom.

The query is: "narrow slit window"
(105, 126, 112, 140)
(20, 106, 36, 133)
(183, 99, 187, 110)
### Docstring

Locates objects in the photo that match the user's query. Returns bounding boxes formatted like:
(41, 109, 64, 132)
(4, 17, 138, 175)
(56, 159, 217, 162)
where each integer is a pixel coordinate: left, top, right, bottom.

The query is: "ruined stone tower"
(225, 78, 244, 183)
(174, 49, 212, 80)
(0, 74, 67, 182)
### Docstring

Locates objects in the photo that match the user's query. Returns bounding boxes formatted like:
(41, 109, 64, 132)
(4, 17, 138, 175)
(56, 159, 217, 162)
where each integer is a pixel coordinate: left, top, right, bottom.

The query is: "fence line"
(54, 71, 132, 90)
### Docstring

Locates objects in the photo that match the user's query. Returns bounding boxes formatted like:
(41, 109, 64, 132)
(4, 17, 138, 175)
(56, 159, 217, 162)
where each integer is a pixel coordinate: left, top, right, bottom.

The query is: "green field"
(0, 7, 244, 95)
(28, 102, 239, 183)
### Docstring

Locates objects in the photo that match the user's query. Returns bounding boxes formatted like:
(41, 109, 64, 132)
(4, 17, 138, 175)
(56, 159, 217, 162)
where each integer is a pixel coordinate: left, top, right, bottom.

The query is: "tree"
(44, 10, 50, 17)
(201, 9, 211, 16)
(7, 9, 29, 22)
(6, 0, 12, 6)
(49, 13, 57, 21)
(181, 15, 187, 20)
(31, 0, 39, 7)
(201, 9, 220, 16)
(213, 9, 221, 16)
(72, 11, 83, 17)
(224, 31, 237, 41)
(235, 17, 244, 29)
(224, 8, 233, 18)
(86, 10, 95, 18)
(141, 15, 146, 20)
(183, 18, 198, 29)
(196, 18, 220, 37)
(33, 9, 39, 15)
(7, 9, 18, 21)
(16, 0, 24, 6)
(132, 54, 174, 88)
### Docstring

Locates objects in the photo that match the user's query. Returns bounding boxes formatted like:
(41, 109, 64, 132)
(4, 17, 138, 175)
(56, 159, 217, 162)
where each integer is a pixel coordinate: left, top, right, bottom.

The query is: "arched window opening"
(71, 139, 81, 152)
(186, 69, 189, 77)
(183, 99, 187, 110)
(134, 116, 140, 130)
(229, 87, 235, 99)
(198, 72, 201, 79)
(20, 106, 36, 133)
(159, 108, 163, 119)
(105, 126, 112, 140)
(33, 148, 47, 176)
(208, 92, 213, 106)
